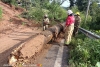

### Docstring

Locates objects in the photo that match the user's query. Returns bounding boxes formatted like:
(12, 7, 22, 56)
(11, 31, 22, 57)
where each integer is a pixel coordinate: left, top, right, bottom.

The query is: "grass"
(0, 7, 2, 19)
(22, 22, 26, 25)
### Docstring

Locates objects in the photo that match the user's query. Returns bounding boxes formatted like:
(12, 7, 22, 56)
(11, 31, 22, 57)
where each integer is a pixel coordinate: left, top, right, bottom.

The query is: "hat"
(75, 12, 80, 15)
(44, 14, 48, 17)
(67, 10, 73, 15)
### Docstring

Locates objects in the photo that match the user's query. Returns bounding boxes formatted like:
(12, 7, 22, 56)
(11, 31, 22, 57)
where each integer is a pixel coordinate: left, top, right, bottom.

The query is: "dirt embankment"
(0, 1, 43, 66)
(0, 1, 23, 37)
(0, 1, 41, 38)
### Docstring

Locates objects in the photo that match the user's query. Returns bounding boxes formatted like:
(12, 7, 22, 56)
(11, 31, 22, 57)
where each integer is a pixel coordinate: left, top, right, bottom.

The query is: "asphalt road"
(41, 39, 69, 67)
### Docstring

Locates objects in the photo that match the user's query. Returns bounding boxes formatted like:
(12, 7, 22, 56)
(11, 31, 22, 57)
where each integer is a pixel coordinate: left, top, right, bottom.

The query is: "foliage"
(75, 0, 99, 11)
(48, 4, 67, 22)
(89, 2, 100, 30)
(0, 7, 2, 19)
(95, 30, 100, 35)
(71, 6, 79, 13)
(1, 0, 17, 6)
(82, 14, 92, 29)
(21, 1, 67, 24)
(1, 0, 67, 24)
(69, 34, 100, 67)
(69, 2, 100, 66)
(69, 0, 75, 8)
(71, 1, 100, 30)
(49, 0, 67, 5)
(75, 0, 88, 11)
(91, 30, 100, 35)
(21, 7, 44, 22)
(74, 0, 100, 30)
(21, 0, 31, 10)
(71, 6, 92, 29)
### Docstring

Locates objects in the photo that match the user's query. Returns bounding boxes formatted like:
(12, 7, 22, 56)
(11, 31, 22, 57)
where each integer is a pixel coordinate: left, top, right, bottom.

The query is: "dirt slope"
(0, 1, 21, 33)
(0, 1, 40, 38)
(0, 1, 42, 66)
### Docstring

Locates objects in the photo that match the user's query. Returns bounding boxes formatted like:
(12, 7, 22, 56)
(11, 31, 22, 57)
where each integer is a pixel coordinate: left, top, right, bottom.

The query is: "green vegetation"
(95, 30, 100, 35)
(91, 30, 100, 35)
(20, 0, 67, 24)
(0, 7, 2, 19)
(1, 0, 17, 6)
(70, 0, 100, 30)
(22, 22, 26, 26)
(69, 0, 100, 67)
(69, 34, 100, 67)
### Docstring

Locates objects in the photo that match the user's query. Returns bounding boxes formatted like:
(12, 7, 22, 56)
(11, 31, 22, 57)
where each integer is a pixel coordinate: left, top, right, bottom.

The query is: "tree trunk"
(9, 23, 65, 66)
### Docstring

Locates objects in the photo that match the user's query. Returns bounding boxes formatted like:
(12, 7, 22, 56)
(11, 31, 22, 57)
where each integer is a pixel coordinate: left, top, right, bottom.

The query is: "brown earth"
(0, 1, 41, 38)
(0, 1, 43, 67)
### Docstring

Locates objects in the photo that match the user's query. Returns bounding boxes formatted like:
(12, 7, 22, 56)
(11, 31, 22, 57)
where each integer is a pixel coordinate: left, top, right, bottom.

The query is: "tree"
(21, 0, 67, 22)
(69, 0, 75, 8)
(89, 2, 100, 30)
(75, 0, 100, 11)
(50, 0, 67, 5)
(76, 0, 88, 11)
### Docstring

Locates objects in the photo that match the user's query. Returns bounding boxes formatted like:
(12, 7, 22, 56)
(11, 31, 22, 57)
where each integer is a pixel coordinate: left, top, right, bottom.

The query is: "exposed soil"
(0, 1, 41, 38)
(0, 1, 42, 67)
(25, 43, 52, 67)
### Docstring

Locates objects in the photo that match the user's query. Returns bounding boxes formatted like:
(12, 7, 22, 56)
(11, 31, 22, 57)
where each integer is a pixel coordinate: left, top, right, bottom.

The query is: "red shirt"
(66, 15, 75, 26)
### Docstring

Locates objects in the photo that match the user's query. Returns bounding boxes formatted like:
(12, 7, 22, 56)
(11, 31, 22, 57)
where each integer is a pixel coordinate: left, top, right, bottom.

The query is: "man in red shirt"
(64, 10, 75, 45)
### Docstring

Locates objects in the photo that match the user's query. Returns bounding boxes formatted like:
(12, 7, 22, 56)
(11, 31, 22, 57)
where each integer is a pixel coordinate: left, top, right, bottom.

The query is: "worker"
(43, 14, 50, 31)
(73, 12, 81, 36)
(64, 10, 75, 45)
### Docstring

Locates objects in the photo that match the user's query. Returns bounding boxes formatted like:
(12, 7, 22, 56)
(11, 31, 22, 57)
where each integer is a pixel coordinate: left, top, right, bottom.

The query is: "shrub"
(21, 6, 67, 25)
(69, 35, 100, 67)
(21, 7, 44, 22)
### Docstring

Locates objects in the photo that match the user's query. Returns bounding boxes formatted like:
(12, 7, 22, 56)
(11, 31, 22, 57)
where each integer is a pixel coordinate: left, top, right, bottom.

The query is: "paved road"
(41, 39, 69, 67)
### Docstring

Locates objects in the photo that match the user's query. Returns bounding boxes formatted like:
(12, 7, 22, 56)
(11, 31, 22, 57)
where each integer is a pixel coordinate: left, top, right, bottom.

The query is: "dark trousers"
(73, 27, 79, 36)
